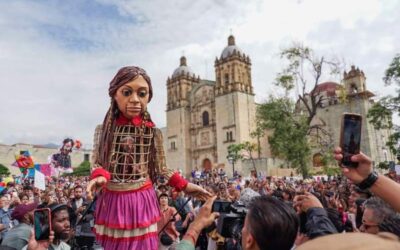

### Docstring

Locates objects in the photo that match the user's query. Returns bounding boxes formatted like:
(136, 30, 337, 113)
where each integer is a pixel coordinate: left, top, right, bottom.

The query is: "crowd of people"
(0, 148, 399, 249)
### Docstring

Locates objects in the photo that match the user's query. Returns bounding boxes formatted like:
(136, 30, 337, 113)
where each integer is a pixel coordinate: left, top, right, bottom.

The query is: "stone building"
(165, 35, 273, 176)
(304, 66, 395, 167)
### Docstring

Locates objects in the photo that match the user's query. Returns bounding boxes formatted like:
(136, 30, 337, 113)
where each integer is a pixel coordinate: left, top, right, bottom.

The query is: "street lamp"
(227, 154, 235, 177)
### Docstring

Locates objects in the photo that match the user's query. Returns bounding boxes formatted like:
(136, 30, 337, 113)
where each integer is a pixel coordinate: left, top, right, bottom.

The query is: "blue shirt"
(0, 208, 13, 238)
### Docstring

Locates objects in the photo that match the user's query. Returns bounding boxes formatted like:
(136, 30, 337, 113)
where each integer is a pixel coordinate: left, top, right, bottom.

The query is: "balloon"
(75, 140, 82, 149)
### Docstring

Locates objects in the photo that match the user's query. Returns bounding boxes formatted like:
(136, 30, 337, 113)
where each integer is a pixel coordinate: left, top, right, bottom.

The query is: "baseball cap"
(11, 202, 38, 221)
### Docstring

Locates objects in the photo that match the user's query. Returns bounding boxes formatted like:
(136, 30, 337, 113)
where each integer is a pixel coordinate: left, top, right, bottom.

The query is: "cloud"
(0, 0, 399, 147)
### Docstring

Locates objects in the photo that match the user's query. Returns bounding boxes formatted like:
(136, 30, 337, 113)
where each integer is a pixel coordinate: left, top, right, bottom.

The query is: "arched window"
(202, 111, 209, 126)
(224, 74, 229, 84)
(351, 83, 358, 93)
(226, 131, 233, 142)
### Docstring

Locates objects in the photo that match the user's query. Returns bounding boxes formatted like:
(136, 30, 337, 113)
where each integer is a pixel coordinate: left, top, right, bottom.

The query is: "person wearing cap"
(21, 203, 73, 250)
(1, 202, 37, 250)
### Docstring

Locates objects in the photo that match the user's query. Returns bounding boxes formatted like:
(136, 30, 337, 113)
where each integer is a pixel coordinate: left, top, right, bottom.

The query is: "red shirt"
(157, 206, 180, 240)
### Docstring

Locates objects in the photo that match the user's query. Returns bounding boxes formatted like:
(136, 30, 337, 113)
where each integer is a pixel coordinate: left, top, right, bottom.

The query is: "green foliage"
(256, 43, 340, 178)
(227, 144, 244, 163)
(377, 161, 390, 170)
(250, 126, 265, 158)
(320, 152, 337, 167)
(64, 161, 90, 176)
(383, 54, 400, 85)
(367, 101, 394, 130)
(322, 166, 341, 176)
(0, 163, 11, 176)
(368, 54, 400, 154)
(275, 74, 295, 92)
(257, 96, 311, 177)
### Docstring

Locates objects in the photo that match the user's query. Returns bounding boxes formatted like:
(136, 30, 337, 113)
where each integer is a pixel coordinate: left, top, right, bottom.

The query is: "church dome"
(172, 56, 195, 78)
(312, 82, 341, 96)
(220, 35, 243, 59)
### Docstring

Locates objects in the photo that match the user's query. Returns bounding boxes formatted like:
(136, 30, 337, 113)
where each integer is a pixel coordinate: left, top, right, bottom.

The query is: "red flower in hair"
(145, 121, 155, 128)
(132, 116, 142, 126)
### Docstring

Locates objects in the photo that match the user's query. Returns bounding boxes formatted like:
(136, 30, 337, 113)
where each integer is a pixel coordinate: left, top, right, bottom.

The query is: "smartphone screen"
(212, 201, 231, 213)
(34, 208, 51, 241)
(341, 114, 362, 168)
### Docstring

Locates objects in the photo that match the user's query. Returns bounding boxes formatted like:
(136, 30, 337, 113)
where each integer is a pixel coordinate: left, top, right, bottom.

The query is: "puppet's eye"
(138, 90, 147, 98)
(122, 89, 132, 97)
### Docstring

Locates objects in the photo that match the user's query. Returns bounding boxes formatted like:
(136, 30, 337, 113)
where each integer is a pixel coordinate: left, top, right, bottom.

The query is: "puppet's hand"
(184, 183, 212, 201)
(86, 176, 107, 200)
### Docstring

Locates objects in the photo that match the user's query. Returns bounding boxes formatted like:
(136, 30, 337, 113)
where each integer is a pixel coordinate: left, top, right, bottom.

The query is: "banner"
(34, 170, 46, 190)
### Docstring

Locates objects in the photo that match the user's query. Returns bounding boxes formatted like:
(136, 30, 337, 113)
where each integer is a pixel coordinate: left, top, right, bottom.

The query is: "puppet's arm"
(88, 125, 111, 195)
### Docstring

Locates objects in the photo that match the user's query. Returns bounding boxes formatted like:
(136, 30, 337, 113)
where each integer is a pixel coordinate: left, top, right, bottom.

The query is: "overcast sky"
(0, 0, 399, 148)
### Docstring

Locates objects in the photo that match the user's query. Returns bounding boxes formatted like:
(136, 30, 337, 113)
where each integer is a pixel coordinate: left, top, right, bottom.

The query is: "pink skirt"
(94, 181, 161, 250)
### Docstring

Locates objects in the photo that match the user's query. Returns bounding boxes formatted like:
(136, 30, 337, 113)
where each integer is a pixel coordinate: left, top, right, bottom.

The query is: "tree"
(227, 144, 244, 175)
(241, 141, 259, 174)
(367, 54, 400, 154)
(250, 125, 265, 159)
(258, 97, 311, 177)
(227, 141, 260, 175)
(257, 43, 341, 177)
(64, 161, 90, 176)
(0, 163, 10, 176)
(227, 144, 244, 162)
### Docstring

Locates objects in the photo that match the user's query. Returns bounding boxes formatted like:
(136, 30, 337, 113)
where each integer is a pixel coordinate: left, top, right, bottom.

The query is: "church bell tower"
(214, 35, 256, 175)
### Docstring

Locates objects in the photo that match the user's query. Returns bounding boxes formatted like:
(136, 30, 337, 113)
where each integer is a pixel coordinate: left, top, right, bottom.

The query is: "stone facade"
(0, 143, 91, 175)
(303, 66, 395, 166)
(165, 35, 273, 176)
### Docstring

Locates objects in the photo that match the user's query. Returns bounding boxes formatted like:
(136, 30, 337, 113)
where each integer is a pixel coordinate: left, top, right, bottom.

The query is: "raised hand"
(86, 176, 107, 200)
(27, 229, 54, 250)
(333, 147, 373, 184)
(184, 183, 212, 201)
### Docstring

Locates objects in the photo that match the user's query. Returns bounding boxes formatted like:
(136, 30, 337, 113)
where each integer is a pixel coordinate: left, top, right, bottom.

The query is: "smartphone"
(212, 200, 232, 213)
(34, 208, 52, 241)
(340, 113, 362, 168)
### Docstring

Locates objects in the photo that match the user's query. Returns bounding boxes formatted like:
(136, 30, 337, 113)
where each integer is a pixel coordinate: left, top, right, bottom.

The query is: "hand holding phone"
(340, 113, 362, 168)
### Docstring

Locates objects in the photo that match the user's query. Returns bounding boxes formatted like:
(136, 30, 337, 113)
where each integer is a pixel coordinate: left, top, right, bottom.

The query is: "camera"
(213, 200, 247, 240)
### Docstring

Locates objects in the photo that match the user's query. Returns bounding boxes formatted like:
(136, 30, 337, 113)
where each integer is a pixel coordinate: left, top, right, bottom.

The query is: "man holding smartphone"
(21, 203, 73, 250)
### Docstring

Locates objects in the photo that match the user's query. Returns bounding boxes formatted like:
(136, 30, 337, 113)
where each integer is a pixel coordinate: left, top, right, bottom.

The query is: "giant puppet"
(87, 66, 210, 250)
(51, 138, 74, 174)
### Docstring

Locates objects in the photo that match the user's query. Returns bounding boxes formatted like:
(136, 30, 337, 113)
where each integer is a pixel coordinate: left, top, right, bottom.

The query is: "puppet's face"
(114, 75, 150, 119)
(64, 142, 72, 150)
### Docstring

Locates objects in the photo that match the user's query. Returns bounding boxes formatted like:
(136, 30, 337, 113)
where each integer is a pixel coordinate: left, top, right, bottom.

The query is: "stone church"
(305, 66, 395, 168)
(163, 35, 395, 176)
(165, 35, 268, 176)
